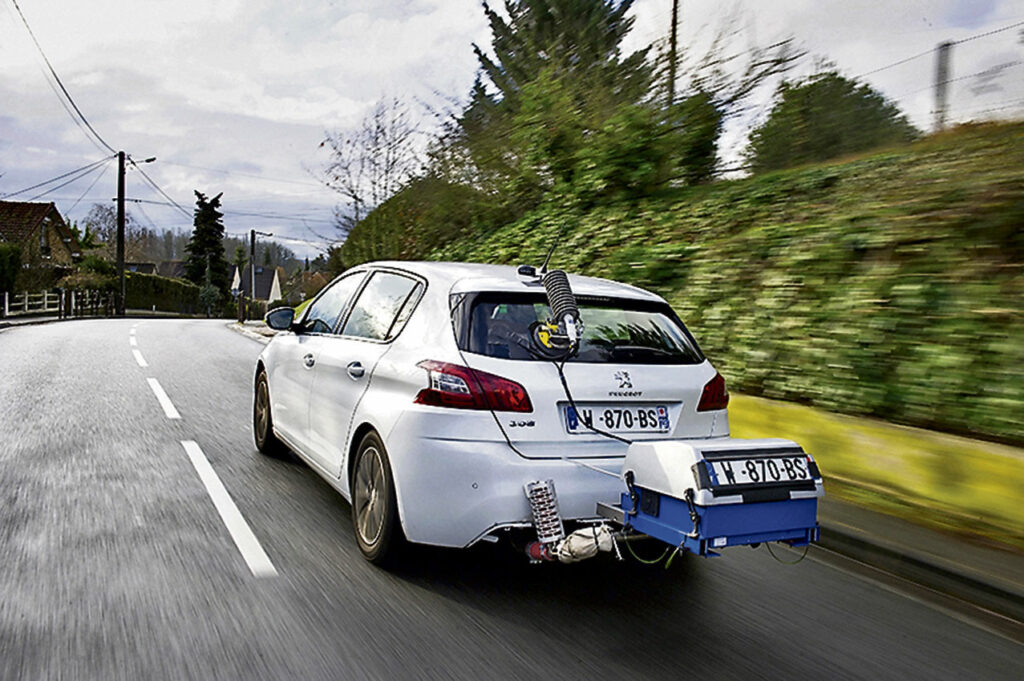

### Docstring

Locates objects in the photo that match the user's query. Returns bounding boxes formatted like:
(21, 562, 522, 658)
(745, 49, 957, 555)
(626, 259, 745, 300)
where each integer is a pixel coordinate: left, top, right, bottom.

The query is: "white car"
(254, 261, 730, 564)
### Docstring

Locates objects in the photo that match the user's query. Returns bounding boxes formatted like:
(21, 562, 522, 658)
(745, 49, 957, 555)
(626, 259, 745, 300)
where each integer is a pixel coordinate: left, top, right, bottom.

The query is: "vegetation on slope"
(424, 122, 1024, 446)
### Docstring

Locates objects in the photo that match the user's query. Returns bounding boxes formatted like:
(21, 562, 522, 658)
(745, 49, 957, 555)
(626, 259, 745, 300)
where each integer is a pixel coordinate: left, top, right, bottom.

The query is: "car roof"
(359, 260, 664, 302)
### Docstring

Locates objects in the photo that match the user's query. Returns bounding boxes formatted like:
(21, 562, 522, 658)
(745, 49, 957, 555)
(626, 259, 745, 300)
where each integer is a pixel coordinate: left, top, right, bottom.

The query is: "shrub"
(125, 272, 201, 314)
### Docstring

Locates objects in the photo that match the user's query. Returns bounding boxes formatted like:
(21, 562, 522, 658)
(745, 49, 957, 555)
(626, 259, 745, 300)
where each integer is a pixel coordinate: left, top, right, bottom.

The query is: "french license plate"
(565, 405, 670, 434)
(707, 456, 812, 486)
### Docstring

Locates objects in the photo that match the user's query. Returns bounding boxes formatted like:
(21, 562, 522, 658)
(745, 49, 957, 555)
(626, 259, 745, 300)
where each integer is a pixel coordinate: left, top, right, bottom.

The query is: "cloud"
(2, 0, 1022, 259)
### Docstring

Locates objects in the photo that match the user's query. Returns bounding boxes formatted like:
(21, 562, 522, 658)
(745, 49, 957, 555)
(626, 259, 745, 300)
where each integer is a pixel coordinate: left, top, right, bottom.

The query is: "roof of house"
(157, 261, 187, 279)
(126, 262, 157, 275)
(0, 201, 61, 244)
(235, 265, 279, 300)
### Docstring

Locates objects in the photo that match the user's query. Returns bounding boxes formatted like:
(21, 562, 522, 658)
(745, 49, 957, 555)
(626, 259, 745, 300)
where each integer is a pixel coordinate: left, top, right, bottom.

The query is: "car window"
(303, 272, 364, 334)
(341, 272, 420, 341)
(461, 293, 704, 364)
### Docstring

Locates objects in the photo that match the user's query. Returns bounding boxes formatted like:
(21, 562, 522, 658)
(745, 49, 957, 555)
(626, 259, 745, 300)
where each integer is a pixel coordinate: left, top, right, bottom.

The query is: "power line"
(855, 47, 935, 78)
(950, 18, 1024, 45)
(68, 159, 113, 212)
(132, 201, 163, 233)
(854, 19, 1024, 79)
(221, 208, 335, 224)
(160, 161, 325, 189)
(128, 159, 192, 218)
(124, 197, 335, 225)
(950, 97, 1024, 116)
(7, 0, 116, 154)
(901, 60, 1023, 97)
(26, 161, 110, 202)
(1, 155, 114, 199)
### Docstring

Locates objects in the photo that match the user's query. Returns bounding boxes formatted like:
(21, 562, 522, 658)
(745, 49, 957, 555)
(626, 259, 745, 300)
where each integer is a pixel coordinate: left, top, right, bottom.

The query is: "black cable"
(854, 19, 1024, 80)
(222, 209, 336, 224)
(950, 18, 1024, 45)
(9, 0, 116, 153)
(129, 161, 191, 218)
(26, 161, 110, 202)
(1, 155, 113, 199)
(900, 60, 1023, 97)
(855, 47, 935, 78)
(68, 159, 112, 213)
(553, 355, 633, 445)
(160, 161, 324, 188)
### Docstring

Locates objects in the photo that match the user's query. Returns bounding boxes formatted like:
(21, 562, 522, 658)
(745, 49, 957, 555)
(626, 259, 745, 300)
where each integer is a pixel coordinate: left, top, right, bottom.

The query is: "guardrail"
(1, 290, 113, 319)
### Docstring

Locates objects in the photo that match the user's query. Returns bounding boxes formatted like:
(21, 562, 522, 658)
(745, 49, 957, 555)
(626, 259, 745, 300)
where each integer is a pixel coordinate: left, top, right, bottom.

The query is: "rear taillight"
(697, 371, 729, 412)
(414, 360, 533, 413)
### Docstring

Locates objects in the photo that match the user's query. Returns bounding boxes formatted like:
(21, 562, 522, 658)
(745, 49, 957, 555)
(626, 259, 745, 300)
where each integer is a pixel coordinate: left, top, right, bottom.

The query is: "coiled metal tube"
(542, 269, 579, 323)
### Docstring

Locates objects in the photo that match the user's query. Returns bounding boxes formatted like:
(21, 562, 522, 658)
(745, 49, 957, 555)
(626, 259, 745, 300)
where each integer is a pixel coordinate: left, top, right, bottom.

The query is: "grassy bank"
(424, 122, 1024, 448)
(730, 394, 1024, 549)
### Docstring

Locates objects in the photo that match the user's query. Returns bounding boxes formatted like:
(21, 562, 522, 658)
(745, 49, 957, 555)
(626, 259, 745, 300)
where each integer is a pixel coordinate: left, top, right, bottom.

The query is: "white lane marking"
(180, 440, 278, 578)
(129, 336, 138, 347)
(130, 329, 137, 336)
(132, 349, 149, 367)
(146, 378, 181, 419)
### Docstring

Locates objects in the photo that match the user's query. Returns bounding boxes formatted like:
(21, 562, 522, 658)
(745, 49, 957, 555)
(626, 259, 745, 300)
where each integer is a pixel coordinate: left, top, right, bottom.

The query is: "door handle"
(346, 361, 365, 379)
(303, 353, 315, 368)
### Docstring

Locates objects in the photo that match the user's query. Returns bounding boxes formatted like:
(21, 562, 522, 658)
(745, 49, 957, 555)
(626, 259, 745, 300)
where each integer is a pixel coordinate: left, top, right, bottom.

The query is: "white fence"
(2, 290, 111, 319)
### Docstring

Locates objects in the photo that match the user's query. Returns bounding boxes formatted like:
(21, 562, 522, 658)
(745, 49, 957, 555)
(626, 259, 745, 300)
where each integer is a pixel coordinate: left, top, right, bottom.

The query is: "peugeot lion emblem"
(615, 371, 632, 389)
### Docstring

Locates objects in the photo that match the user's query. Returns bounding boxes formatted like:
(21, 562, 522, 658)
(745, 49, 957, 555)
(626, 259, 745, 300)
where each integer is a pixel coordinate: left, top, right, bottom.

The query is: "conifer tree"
(184, 191, 230, 295)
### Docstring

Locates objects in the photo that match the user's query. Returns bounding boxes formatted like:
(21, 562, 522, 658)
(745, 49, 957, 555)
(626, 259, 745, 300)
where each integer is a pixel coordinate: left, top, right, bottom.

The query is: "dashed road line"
(180, 440, 278, 578)
(146, 378, 181, 419)
(132, 349, 149, 367)
(129, 336, 138, 347)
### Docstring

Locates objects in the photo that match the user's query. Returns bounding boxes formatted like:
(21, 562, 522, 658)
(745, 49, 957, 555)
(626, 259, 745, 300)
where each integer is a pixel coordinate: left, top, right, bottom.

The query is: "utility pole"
(250, 229, 256, 314)
(116, 151, 126, 315)
(248, 229, 273, 320)
(668, 0, 679, 106)
(934, 41, 953, 132)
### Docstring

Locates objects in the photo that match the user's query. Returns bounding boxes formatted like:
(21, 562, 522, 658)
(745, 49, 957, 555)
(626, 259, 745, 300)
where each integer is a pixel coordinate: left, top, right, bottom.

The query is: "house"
(231, 264, 282, 302)
(156, 260, 187, 279)
(125, 262, 157, 275)
(0, 201, 81, 267)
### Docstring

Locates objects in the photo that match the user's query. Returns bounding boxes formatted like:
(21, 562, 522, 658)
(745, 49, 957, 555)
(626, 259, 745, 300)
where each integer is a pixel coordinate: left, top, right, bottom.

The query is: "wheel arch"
(347, 422, 380, 487)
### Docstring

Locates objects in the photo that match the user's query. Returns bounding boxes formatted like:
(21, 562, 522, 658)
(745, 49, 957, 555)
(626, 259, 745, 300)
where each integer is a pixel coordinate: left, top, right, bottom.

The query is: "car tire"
(351, 432, 404, 565)
(254, 370, 287, 457)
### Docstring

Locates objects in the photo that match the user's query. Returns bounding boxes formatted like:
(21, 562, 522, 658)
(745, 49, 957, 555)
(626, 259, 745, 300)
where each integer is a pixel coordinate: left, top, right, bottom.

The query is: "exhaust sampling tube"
(542, 269, 581, 344)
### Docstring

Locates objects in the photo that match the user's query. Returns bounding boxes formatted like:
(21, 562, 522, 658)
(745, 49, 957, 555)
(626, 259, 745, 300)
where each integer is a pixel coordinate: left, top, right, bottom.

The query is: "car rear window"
(458, 293, 704, 364)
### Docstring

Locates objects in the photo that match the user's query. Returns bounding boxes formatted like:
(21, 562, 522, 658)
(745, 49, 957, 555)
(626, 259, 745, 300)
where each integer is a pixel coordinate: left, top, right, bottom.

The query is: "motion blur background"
(2, 1, 1022, 549)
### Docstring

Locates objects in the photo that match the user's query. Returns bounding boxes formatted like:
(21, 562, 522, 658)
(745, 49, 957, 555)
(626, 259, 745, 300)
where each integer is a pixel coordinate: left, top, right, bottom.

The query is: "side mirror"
(265, 307, 295, 331)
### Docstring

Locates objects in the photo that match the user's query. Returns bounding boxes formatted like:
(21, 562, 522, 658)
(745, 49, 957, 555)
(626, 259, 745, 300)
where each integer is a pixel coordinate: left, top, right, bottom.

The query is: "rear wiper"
(609, 345, 677, 360)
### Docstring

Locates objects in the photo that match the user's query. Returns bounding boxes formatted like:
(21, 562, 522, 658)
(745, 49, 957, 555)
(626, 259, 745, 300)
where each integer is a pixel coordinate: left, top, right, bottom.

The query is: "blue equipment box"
(611, 438, 824, 557)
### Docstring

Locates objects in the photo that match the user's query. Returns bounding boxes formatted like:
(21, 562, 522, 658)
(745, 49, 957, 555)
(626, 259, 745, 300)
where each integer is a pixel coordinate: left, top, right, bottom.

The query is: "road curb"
(818, 523, 1024, 624)
(227, 322, 272, 345)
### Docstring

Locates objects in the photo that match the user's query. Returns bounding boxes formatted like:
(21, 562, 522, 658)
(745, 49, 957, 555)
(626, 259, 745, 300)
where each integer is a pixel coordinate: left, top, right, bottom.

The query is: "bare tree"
(320, 96, 422, 241)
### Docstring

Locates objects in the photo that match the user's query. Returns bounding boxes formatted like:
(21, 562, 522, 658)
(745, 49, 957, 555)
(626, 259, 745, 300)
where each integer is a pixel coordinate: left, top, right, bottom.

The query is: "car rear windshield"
(457, 292, 704, 364)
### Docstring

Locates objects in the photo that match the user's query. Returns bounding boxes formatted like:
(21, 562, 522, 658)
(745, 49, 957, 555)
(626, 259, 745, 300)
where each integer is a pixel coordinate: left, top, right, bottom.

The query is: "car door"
(270, 271, 365, 454)
(307, 270, 424, 477)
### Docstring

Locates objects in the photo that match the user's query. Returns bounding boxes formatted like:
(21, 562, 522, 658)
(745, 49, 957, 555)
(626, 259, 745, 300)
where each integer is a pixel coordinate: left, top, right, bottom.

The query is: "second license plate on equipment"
(565, 405, 670, 434)
(707, 456, 812, 486)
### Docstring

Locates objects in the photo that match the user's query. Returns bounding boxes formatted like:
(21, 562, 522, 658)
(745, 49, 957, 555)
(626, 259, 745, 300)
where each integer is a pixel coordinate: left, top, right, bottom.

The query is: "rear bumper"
(386, 411, 626, 547)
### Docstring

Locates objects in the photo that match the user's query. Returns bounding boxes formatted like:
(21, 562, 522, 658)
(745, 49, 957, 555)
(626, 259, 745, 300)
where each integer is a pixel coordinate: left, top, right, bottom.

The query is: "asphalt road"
(0, 319, 1020, 681)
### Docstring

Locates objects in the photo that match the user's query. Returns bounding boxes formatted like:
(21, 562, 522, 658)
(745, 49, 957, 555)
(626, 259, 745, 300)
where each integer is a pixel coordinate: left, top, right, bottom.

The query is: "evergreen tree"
(746, 70, 919, 172)
(184, 191, 230, 295)
(473, 0, 650, 109)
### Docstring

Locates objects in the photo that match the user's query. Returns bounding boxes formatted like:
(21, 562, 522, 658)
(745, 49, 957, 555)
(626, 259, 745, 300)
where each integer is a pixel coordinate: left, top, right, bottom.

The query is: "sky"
(1, 0, 1022, 260)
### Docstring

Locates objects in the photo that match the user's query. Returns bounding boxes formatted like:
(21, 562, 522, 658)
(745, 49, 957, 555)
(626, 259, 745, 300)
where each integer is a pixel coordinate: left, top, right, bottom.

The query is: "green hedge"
(125, 272, 201, 314)
(428, 122, 1024, 447)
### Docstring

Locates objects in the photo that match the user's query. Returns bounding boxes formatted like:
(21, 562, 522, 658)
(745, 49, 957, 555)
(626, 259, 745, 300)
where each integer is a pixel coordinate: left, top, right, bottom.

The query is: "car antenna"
(539, 242, 557, 275)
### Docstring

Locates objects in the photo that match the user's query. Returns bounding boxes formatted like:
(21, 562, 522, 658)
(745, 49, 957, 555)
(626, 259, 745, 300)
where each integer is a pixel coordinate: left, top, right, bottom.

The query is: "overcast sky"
(2, 1, 1022, 260)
